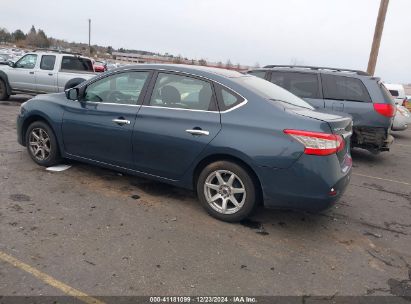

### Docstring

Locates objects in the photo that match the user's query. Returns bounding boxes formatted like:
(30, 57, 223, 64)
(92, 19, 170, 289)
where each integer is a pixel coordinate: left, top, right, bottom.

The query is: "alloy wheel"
(28, 128, 51, 161)
(204, 170, 246, 214)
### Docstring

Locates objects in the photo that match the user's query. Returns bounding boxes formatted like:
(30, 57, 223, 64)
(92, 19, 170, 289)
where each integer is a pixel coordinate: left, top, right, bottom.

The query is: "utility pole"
(367, 0, 389, 75)
(88, 18, 91, 57)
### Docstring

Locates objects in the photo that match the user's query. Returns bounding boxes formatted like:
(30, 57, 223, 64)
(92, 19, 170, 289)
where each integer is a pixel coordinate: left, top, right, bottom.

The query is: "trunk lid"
(288, 108, 353, 164)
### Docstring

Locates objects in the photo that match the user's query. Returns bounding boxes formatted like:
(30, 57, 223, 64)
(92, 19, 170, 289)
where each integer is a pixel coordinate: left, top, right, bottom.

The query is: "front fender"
(18, 96, 66, 153)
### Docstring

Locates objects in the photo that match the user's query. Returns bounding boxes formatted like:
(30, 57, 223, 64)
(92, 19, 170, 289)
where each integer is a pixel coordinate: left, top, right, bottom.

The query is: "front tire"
(0, 79, 10, 101)
(197, 161, 257, 222)
(25, 121, 61, 167)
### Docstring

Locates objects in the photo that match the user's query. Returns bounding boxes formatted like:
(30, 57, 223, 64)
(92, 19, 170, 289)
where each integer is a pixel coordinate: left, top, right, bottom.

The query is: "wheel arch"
(192, 153, 263, 203)
(21, 114, 56, 146)
(0, 71, 12, 95)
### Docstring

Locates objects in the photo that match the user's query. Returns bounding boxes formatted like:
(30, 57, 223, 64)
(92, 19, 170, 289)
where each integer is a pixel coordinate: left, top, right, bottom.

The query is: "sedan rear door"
(132, 72, 221, 180)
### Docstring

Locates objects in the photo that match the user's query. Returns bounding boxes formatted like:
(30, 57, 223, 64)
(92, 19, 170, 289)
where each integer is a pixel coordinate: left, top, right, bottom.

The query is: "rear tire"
(0, 79, 10, 101)
(25, 121, 61, 167)
(196, 161, 257, 222)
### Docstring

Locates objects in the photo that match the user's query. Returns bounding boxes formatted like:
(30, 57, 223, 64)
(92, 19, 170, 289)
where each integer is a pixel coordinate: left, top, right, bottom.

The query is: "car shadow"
(350, 148, 388, 166)
(392, 131, 411, 140)
(71, 161, 344, 236)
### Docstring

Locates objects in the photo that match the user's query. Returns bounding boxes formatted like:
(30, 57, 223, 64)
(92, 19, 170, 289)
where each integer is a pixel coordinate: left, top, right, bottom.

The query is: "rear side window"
(321, 74, 371, 102)
(247, 71, 266, 79)
(216, 86, 244, 111)
(40, 55, 56, 70)
(270, 72, 321, 98)
(61, 56, 94, 72)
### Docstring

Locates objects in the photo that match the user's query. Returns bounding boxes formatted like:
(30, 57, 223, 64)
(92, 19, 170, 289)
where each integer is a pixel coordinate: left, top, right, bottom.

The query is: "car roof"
(249, 66, 372, 79)
(111, 64, 246, 79)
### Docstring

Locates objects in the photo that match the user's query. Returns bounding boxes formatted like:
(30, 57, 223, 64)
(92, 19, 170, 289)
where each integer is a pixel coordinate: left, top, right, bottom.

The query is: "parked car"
(17, 64, 352, 222)
(106, 62, 123, 70)
(392, 105, 411, 131)
(247, 66, 396, 153)
(385, 83, 407, 106)
(406, 95, 411, 111)
(0, 53, 11, 64)
(93, 60, 107, 73)
(0, 50, 97, 100)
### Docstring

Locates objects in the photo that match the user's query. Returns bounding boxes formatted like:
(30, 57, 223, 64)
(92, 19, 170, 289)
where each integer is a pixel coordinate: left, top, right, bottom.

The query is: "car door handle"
(112, 118, 131, 125)
(29, 71, 34, 74)
(48, 73, 53, 76)
(186, 129, 209, 136)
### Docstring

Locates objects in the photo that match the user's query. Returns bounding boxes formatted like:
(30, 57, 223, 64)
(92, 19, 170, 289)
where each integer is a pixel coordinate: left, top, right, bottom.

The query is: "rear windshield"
(61, 56, 94, 72)
(234, 76, 314, 109)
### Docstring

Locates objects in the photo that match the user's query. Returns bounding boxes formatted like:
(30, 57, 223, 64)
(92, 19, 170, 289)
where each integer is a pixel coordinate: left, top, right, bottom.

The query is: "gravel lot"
(0, 96, 410, 298)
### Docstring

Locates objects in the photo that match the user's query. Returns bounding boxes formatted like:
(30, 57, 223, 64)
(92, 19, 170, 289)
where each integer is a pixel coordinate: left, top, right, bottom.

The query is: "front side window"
(322, 74, 371, 102)
(15, 54, 37, 69)
(84, 71, 149, 104)
(40, 55, 56, 70)
(149, 73, 216, 111)
(61, 56, 94, 72)
(270, 71, 320, 99)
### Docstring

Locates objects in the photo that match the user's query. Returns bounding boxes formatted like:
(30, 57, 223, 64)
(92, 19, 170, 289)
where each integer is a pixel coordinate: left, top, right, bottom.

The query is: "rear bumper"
(257, 153, 351, 212)
(352, 126, 393, 152)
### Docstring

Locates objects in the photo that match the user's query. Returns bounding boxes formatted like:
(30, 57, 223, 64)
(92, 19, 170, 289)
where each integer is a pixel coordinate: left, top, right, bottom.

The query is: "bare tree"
(198, 59, 207, 66)
(225, 59, 232, 69)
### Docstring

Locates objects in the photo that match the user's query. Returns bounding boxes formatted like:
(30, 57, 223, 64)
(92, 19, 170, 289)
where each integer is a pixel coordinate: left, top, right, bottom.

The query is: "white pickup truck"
(0, 50, 97, 100)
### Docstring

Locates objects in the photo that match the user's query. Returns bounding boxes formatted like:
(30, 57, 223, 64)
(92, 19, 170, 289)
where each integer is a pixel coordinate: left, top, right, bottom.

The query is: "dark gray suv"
(247, 66, 396, 153)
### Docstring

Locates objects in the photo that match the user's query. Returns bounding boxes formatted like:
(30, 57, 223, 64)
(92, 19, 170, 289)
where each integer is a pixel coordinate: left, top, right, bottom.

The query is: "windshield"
(234, 76, 314, 109)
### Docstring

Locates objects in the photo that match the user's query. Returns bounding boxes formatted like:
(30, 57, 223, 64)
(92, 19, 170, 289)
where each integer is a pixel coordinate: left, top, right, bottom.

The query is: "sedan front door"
(62, 71, 151, 168)
(132, 72, 221, 180)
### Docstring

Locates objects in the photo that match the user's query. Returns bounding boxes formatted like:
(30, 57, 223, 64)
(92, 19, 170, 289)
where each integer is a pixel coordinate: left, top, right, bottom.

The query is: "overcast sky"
(2, 0, 410, 83)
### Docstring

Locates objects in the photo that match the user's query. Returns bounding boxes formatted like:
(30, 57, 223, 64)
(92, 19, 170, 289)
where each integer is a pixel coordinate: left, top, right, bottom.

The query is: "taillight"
(373, 103, 396, 117)
(284, 129, 344, 156)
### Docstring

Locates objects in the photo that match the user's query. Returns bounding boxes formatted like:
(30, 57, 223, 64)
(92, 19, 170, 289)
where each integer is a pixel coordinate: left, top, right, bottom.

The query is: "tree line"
(0, 26, 50, 48)
(0, 25, 253, 69)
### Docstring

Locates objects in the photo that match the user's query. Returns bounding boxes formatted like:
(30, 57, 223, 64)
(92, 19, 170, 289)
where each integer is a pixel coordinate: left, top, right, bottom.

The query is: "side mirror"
(65, 88, 79, 101)
(8, 61, 15, 68)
